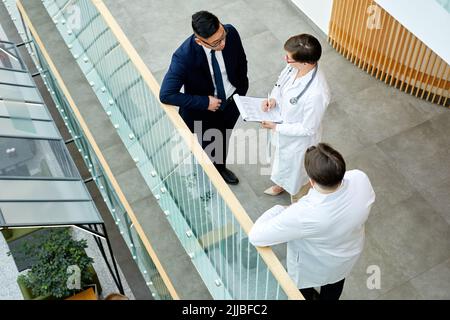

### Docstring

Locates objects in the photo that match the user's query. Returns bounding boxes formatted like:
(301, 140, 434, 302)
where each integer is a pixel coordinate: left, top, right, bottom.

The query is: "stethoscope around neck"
(275, 64, 318, 105)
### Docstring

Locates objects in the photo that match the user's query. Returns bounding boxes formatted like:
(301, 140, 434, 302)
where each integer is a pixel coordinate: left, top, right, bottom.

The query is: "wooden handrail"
(16, 0, 180, 300)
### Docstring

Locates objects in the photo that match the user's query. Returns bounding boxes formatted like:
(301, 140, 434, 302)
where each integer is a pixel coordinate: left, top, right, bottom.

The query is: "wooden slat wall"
(328, 0, 449, 107)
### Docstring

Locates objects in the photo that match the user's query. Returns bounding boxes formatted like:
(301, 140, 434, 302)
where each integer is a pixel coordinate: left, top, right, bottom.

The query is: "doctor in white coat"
(249, 143, 376, 300)
(261, 34, 331, 202)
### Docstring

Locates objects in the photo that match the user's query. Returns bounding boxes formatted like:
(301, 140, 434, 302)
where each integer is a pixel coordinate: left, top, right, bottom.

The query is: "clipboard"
(233, 94, 283, 123)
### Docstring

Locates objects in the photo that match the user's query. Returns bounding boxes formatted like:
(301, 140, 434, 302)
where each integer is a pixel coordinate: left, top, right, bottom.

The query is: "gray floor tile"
(228, 162, 291, 212)
(340, 232, 410, 300)
(322, 102, 373, 157)
(245, 0, 317, 42)
(346, 145, 416, 207)
(408, 96, 449, 120)
(242, 30, 285, 83)
(120, 0, 190, 28)
(409, 258, 450, 300)
(181, 0, 240, 14)
(141, 19, 194, 73)
(429, 108, 450, 136)
(376, 281, 423, 300)
(417, 177, 450, 225)
(378, 120, 450, 191)
(153, 69, 167, 85)
(248, 72, 280, 97)
(337, 85, 431, 144)
(368, 193, 450, 279)
(218, 1, 269, 40)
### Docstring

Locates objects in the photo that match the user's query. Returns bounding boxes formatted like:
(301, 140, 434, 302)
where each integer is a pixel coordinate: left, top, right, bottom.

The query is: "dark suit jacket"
(159, 24, 248, 130)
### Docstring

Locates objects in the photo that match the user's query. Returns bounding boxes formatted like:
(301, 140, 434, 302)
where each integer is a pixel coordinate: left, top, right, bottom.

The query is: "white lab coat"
(249, 170, 376, 289)
(269, 65, 330, 195)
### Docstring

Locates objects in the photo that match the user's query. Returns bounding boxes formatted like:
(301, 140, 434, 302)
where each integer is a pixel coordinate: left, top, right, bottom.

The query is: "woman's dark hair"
(284, 34, 322, 64)
(192, 11, 220, 38)
(304, 143, 346, 188)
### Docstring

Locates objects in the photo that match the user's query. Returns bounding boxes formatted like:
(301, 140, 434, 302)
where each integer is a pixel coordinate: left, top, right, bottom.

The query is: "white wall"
(375, 0, 450, 64)
(291, 0, 333, 35)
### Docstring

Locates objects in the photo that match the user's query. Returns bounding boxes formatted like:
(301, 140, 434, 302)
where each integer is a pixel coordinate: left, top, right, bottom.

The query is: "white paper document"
(233, 94, 283, 123)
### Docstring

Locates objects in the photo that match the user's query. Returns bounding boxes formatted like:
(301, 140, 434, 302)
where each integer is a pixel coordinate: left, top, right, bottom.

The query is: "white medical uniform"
(249, 170, 376, 289)
(269, 65, 330, 195)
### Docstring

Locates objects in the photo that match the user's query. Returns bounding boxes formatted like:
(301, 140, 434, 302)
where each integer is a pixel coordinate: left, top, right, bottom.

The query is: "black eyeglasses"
(197, 27, 227, 48)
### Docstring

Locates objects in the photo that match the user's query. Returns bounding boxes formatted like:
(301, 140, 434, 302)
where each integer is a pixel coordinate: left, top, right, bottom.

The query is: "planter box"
(17, 264, 102, 300)
(1, 228, 41, 243)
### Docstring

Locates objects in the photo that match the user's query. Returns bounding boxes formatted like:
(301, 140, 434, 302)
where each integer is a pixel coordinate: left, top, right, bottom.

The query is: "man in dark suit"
(160, 11, 248, 185)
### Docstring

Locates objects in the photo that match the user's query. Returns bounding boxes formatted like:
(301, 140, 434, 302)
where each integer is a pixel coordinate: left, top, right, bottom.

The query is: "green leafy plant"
(185, 172, 197, 189)
(200, 191, 213, 203)
(13, 228, 94, 299)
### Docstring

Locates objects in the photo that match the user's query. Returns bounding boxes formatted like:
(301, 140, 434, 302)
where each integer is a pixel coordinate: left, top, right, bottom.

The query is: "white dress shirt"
(203, 47, 236, 99)
(249, 170, 376, 289)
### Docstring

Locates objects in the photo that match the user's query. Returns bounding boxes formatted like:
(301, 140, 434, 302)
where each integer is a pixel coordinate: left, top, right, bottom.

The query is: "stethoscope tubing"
(275, 65, 318, 105)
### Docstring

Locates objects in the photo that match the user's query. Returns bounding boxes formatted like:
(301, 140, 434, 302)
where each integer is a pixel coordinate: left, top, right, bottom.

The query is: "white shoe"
(264, 186, 285, 196)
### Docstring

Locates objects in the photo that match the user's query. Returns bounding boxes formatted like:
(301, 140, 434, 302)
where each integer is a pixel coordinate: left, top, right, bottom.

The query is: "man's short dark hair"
(192, 11, 220, 39)
(284, 34, 322, 64)
(304, 143, 346, 188)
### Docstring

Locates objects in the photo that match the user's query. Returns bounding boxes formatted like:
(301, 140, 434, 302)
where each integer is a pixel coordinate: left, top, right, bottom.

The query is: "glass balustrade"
(25, 35, 171, 300)
(435, 0, 450, 13)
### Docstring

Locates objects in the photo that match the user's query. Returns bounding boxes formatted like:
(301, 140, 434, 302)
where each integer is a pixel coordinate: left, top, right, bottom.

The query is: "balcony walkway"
(102, 0, 450, 299)
(0, 6, 138, 299)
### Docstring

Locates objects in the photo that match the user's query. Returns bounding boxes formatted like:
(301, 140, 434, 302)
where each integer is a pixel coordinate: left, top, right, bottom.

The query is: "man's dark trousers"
(300, 278, 345, 300)
(195, 96, 240, 171)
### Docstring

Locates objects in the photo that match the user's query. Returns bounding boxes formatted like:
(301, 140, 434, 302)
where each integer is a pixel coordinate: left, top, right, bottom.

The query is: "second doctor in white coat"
(249, 144, 376, 300)
(262, 34, 331, 202)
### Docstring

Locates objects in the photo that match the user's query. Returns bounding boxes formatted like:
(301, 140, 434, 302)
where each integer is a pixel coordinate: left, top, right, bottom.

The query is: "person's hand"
(208, 96, 222, 112)
(261, 98, 276, 112)
(261, 121, 276, 130)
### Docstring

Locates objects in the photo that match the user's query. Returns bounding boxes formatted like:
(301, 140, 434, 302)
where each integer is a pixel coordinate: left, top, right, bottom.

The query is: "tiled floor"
(101, 0, 450, 299)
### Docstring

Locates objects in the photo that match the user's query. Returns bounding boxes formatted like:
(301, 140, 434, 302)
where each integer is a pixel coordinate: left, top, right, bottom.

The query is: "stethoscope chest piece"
(283, 65, 318, 105)
(289, 97, 299, 105)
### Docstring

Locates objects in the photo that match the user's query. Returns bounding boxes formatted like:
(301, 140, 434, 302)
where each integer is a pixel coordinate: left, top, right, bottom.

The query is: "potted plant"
(10, 228, 101, 300)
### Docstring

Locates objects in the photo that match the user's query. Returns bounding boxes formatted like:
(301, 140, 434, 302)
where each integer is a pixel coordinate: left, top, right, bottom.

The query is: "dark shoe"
(218, 168, 239, 185)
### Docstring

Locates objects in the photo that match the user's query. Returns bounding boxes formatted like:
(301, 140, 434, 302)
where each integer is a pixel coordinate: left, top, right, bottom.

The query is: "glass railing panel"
(18, 30, 173, 299)
(85, 30, 118, 67)
(55, 0, 70, 9)
(436, 0, 450, 12)
(147, 151, 289, 299)
(44, 2, 60, 17)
